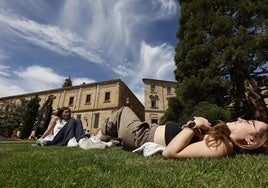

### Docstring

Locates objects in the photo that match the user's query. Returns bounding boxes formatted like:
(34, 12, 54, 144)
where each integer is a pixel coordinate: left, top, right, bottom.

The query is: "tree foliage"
(20, 96, 40, 139)
(160, 96, 184, 124)
(192, 101, 233, 124)
(0, 99, 28, 137)
(165, 0, 268, 122)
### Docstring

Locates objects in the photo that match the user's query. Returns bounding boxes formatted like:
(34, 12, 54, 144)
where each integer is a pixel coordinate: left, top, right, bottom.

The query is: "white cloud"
(14, 66, 64, 84)
(0, 10, 104, 64)
(156, 0, 178, 18)
(125, 41, 176, 104)
(0, 64, 10, 76)
(134, 91, 145, 105)
(0, 77, 26, 97)
(0, 64, 27, 97)
(0, 0, 179, 103)
(130, 41, 176, 86)
(0, 50, 9, 61)
(72, 78, 96, 85)
(12, 66, 65, 92)
(0, 65, 97, 97)
(111, 64, 136, 77)
(59, 0, 178, 68)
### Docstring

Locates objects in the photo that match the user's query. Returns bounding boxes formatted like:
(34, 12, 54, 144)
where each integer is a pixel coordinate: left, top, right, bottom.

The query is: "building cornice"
(142, 78, 177, 85)
(0, 78, 122, 100)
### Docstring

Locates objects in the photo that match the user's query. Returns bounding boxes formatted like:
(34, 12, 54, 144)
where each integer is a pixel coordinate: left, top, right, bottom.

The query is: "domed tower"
(62, 76, 72, 88)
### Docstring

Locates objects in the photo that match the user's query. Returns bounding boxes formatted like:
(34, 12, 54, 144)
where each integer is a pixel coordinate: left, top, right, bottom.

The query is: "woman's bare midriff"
(153, 125, 166, 146)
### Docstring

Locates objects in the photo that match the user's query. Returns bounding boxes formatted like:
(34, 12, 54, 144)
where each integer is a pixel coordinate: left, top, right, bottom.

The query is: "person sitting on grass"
(36, 107, 111, 149)
(96, 106, 268, 159)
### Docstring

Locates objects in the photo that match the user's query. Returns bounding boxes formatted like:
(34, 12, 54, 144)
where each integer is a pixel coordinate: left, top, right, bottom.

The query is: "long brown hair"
(206, 121, 268, 154)
(205, 121, 231, 147)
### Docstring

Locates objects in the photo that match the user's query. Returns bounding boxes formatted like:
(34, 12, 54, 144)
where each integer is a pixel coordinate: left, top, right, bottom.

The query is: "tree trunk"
(243, 77, 268, 121)
(231, 68, 268, 121)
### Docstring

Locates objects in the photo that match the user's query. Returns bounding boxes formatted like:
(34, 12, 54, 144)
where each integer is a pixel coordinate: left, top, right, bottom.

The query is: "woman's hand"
(193, 117, 212, 131)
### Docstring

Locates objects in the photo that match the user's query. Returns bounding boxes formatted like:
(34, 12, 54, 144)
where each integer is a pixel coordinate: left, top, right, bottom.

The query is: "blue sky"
(0, 0, 180, 103)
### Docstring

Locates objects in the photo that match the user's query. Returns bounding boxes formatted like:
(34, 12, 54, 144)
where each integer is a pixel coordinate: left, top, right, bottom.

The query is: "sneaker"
(79, 137, 106, 150)
(90, 136, 113, 147)
(104, 141, 113, 147)
(90, 135, 101, 143)
(67, 137, 78, 147)
(36, 139, 46, 146)
(36, 138, 53, 146)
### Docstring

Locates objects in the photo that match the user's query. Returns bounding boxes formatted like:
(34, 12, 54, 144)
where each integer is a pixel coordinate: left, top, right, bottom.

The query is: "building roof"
(142, 78, 177, 85)
(0, 78, 122, 100)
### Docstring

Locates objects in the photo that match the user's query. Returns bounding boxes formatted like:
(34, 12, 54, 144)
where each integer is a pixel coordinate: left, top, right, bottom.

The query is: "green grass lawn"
(0, 143, 267, 188)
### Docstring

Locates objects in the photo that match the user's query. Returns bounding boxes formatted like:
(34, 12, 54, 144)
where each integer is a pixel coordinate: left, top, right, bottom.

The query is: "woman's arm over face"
(162, 131, 234, 159)
(41, 116, 58, 138)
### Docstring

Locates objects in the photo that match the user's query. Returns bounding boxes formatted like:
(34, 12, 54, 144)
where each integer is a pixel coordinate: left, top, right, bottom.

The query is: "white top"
(38, 118, 68, 142)
(53, 119, 67, 136)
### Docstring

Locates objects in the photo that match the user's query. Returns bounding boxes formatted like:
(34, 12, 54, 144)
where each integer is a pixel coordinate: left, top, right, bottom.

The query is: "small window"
(69, 97, 74, 106)
(167, 86, 172, 94)
(151, 119, 158, 124)
(105, 92, 110, 102)
(86, 94, 91, 104)
(151, 98, 157, 108)
(125, 98, 130, 106)
(93, 113, 100, 128)
(150, 85, 156, 93)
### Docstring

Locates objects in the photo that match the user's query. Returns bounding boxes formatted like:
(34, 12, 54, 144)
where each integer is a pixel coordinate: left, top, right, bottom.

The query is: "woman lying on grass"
(96, 106, 268, 159)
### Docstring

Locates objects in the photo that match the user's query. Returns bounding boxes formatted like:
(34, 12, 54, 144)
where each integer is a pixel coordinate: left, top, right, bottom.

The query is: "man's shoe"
(79, 137, 106, 150)
(67, 137, 78, 147)
(36, 139, 53, 146)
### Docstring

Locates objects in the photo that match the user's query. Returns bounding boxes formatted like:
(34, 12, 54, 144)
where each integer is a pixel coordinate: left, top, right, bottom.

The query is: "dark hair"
(55, 107, 71, 119)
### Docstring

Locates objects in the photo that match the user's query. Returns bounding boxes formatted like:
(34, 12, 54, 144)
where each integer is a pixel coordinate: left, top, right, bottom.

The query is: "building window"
(125, 98, 130, 106)
(104, 92, 110, 102)
(149, 95, 159, 109)
(76, 114, 81, 119)
(150, 85, 156, 93)
(151, 119, 158, 124)
(167, 86, 172, 94)
(69, 96, 74, 106)
(93, 113, 100, 128)
(85, 94, 91, 104)
(151, 98, 157, 108)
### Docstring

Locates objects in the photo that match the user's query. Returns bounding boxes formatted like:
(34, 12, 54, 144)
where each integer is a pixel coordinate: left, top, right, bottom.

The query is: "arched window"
(149, 95, 159, 108)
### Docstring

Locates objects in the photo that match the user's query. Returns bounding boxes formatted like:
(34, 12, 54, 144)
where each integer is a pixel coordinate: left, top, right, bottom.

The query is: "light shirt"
(53, 119, 67, 136)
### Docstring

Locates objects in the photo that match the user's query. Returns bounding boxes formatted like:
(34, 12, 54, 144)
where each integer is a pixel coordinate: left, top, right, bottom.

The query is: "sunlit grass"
(0, 143, 267, 188)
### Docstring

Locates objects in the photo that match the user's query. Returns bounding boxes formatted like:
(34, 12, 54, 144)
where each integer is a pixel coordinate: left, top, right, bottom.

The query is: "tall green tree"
(0, 99, 28, 137)
(169, 0, 268, 122)
(20, 96, 40, 139)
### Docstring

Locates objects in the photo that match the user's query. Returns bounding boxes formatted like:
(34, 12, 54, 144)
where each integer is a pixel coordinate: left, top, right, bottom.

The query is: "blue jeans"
(53, 118, 85, 146)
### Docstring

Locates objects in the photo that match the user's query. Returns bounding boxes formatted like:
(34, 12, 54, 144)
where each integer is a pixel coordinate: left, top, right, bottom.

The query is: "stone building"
(142, 78, 176, 124)
(0, 78, 144, 135)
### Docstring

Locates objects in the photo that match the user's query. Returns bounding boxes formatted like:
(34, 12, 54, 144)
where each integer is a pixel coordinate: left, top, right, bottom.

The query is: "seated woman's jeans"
(53, 118, 85, 146)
